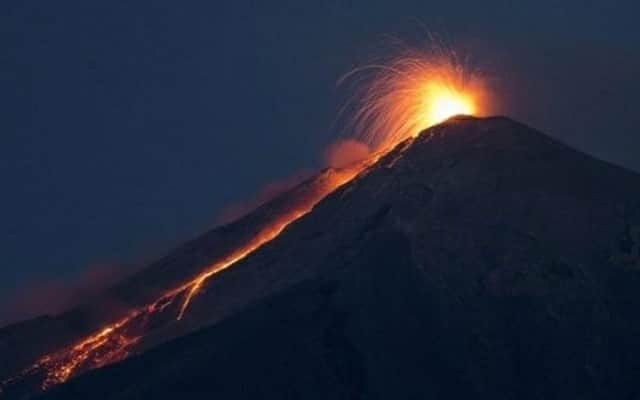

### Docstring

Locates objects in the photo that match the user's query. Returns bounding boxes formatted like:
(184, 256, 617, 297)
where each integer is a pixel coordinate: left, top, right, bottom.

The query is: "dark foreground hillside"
(31, 117, 640, 399)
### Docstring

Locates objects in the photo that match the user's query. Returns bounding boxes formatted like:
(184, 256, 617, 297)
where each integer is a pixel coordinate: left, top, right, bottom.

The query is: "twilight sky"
(2, 0, 639, 325)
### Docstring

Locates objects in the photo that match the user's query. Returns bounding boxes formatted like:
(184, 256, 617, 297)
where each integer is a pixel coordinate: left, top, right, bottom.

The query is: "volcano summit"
(2, 116, 640, 399)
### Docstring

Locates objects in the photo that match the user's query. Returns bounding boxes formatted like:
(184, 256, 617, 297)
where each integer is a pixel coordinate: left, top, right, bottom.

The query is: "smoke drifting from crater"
(323, 139, 371, 168)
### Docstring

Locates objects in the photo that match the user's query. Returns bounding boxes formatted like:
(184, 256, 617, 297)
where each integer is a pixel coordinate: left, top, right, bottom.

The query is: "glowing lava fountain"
(1, 40, 490, 397)
(339, 41, 490, 151)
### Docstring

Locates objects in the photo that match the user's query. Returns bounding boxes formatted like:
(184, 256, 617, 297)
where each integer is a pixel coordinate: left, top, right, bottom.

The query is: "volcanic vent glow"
(339, 41, 489, 151)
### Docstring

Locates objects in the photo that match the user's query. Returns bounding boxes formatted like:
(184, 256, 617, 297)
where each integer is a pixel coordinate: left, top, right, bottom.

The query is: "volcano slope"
(9, 116, 640, 399)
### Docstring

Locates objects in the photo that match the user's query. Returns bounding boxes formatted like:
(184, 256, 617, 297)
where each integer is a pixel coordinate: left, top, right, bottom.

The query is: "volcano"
(2, 116, 640, 399)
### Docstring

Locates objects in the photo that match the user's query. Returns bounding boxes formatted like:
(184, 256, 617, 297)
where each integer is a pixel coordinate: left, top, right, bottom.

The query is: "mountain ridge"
(4, 116, 640, 399)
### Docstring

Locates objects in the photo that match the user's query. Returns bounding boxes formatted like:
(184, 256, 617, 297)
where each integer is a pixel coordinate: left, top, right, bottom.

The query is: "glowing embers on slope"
(40, 324, 140, 389)
(0, 312, 143, 392)
(1, 161, 373, 394)
(339, 40, 490, 152)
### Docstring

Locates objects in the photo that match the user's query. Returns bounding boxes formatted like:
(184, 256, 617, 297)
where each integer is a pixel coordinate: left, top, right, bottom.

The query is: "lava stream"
(2, 161, 372, 394)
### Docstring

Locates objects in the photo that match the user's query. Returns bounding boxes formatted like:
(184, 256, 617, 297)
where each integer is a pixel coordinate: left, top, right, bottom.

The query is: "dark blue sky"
(2, 0, 639, 325)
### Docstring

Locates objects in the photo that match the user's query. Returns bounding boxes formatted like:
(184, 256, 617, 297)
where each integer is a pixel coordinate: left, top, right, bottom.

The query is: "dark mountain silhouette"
(3, 116, 640, 399)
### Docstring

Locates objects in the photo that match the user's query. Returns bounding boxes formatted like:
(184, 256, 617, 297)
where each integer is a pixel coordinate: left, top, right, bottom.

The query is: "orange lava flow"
(175, 214, 306, 320)
(0, 313, 143, 391)
(1, 160, 374, 395)
(41, 326, 141, 389)
(174, 163, 366, 319)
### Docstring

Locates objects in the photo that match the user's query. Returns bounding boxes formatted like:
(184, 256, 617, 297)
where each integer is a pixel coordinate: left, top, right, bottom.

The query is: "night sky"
(2, 0, 639, 325)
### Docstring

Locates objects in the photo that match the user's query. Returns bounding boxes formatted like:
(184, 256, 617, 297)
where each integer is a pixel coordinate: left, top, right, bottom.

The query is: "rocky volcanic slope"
(8, 116, 640, 399)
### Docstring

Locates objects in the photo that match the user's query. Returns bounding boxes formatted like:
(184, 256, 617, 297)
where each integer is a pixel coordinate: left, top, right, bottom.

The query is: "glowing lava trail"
(0, 161, 373, 394)
(173, 163, 369, 320)
(1, 39, 489, 397)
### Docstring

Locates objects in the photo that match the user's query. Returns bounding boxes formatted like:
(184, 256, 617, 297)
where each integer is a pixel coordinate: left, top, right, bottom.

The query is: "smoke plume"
(323, 139, 371, 168)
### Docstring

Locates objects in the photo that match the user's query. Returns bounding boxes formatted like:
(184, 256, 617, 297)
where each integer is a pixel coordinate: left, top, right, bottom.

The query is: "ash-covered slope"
(14, 117, 640, 398)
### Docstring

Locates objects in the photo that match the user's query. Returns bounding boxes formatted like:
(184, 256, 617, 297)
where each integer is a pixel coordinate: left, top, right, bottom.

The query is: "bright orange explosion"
(340, 42, 489, 151)
(1, 39, 492, 397)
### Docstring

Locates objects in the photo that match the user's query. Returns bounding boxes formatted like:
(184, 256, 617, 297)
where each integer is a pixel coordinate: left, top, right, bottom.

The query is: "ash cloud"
(323, 139, 371, 168)
(0, 263, 129, 327)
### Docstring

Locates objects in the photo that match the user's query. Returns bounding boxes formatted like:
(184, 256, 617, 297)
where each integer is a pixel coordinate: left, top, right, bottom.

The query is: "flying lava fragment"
(339, 39, 490, 151)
